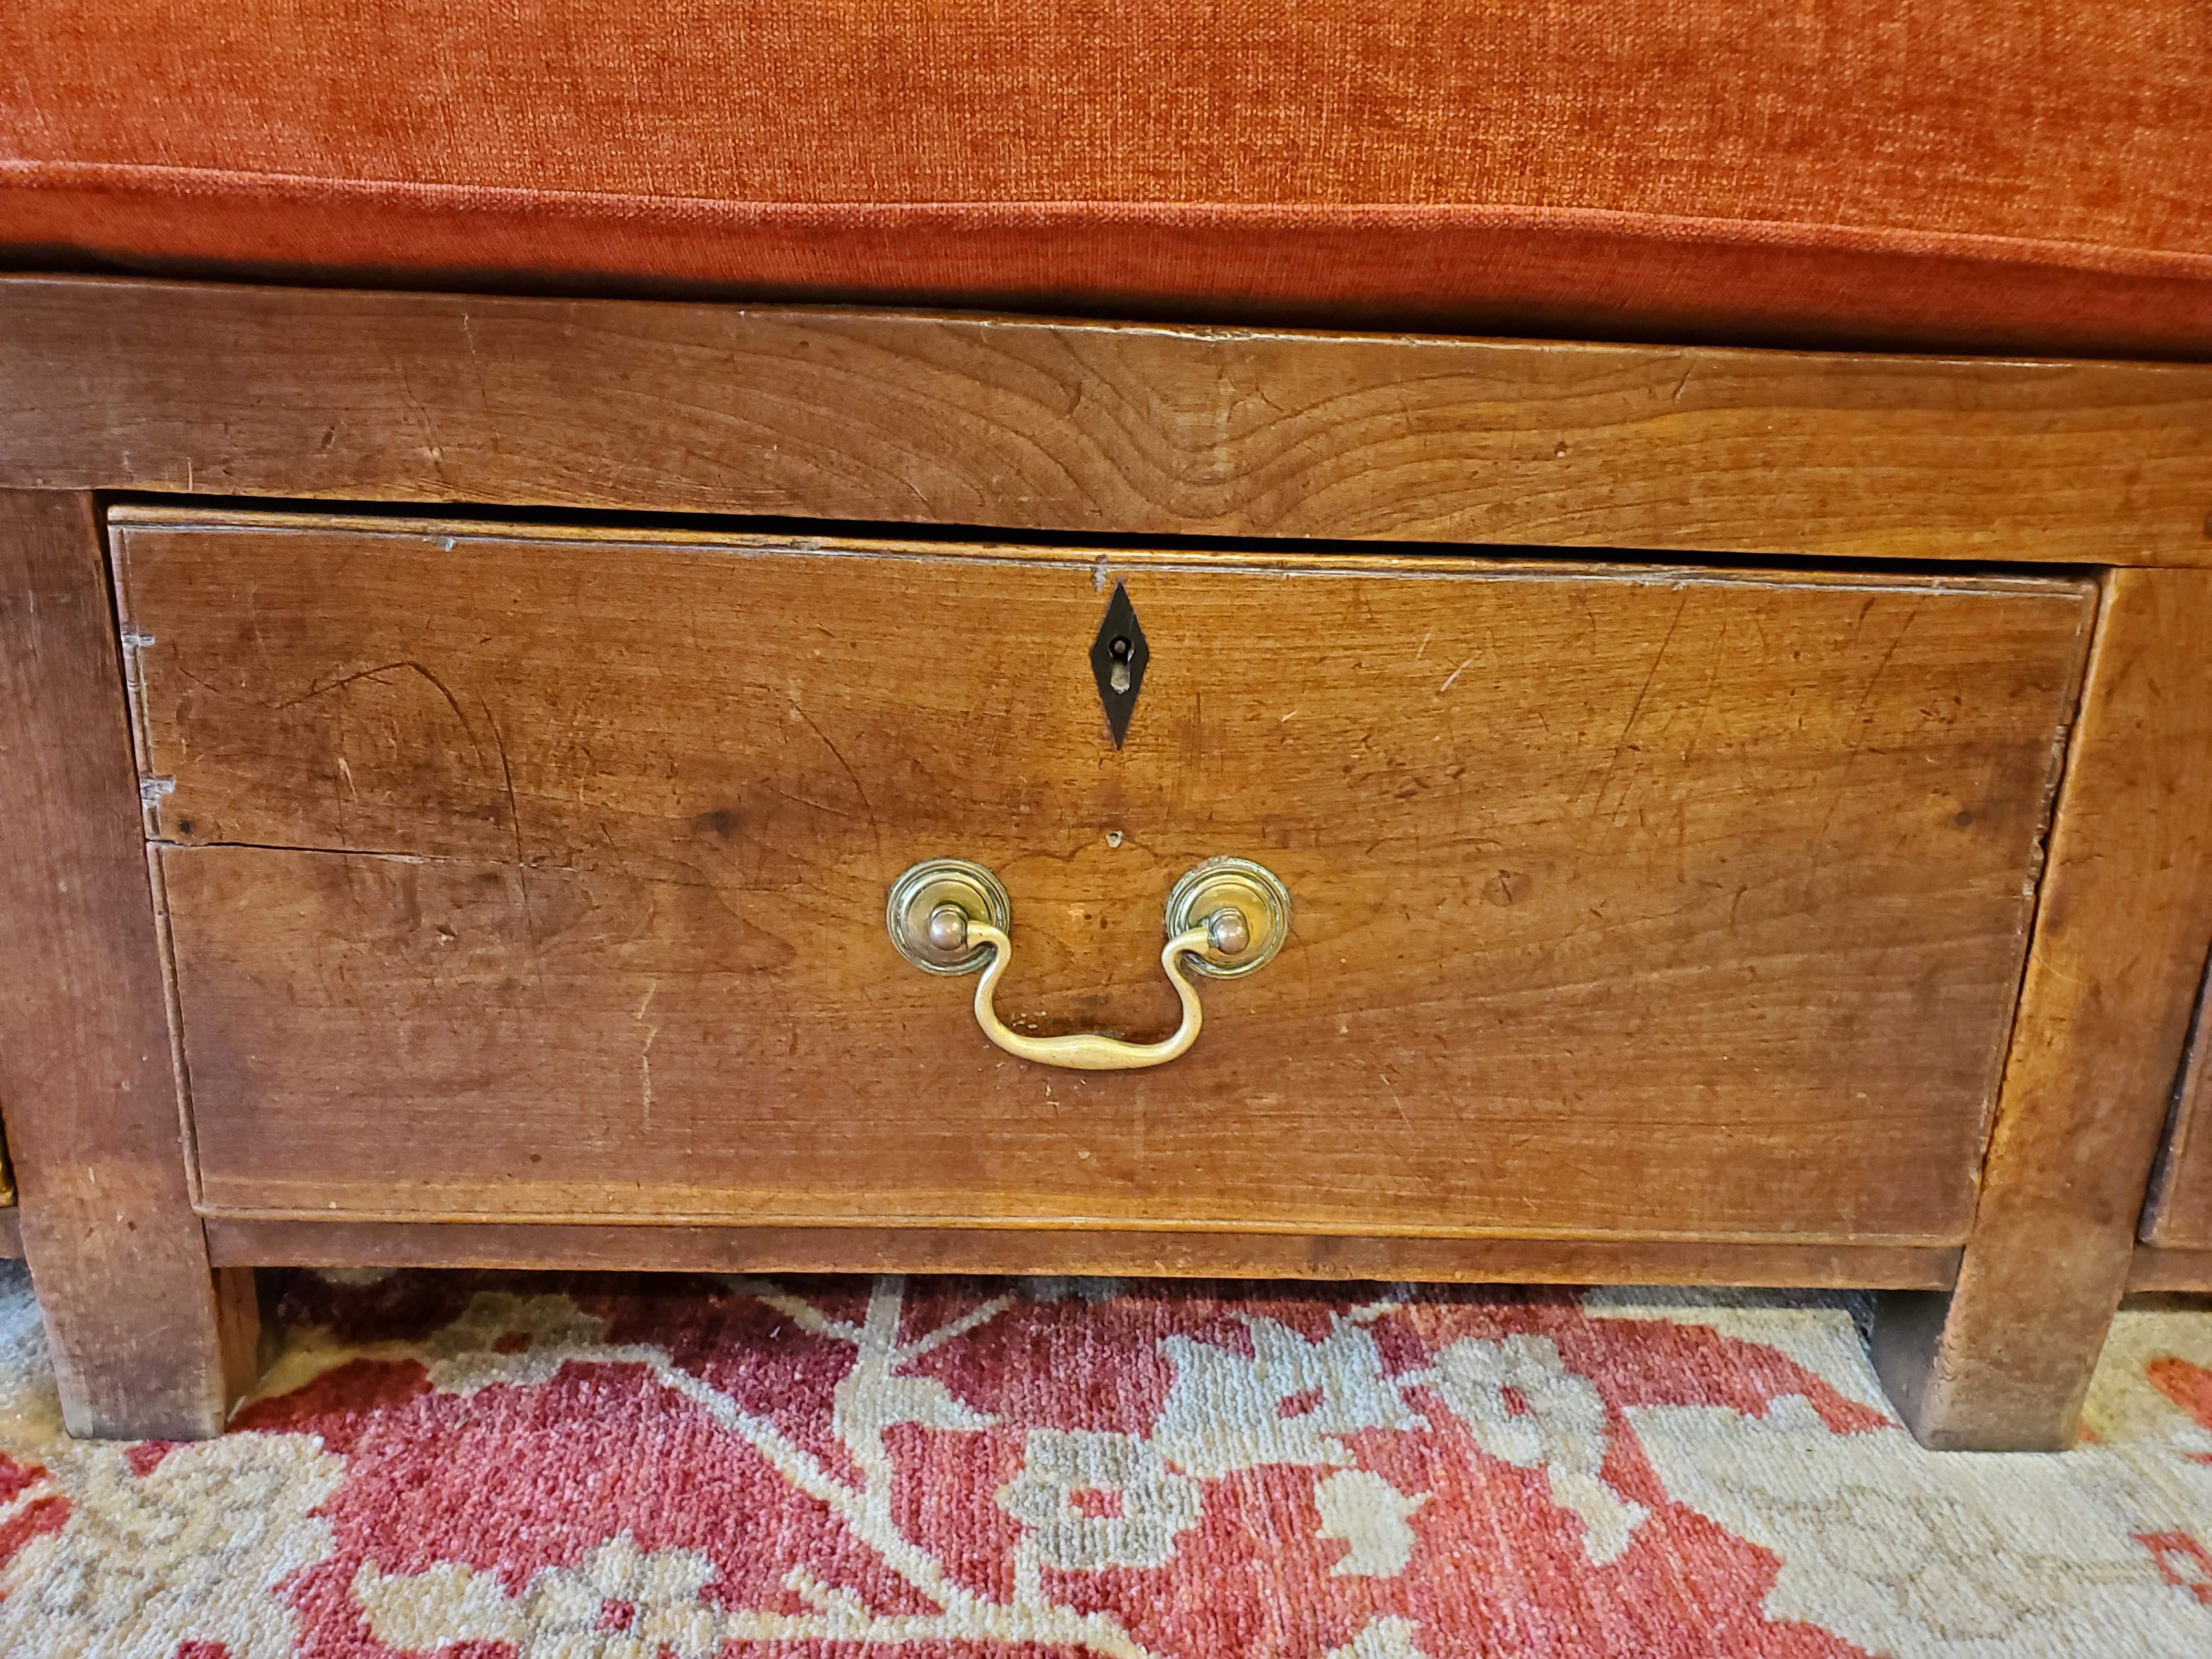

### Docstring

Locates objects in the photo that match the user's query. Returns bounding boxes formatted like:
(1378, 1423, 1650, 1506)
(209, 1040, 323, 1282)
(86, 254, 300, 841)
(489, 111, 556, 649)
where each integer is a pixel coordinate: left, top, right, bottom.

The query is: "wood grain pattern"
(1872, 567, 2212, 1449)
(120, 512, 2092, 1243)
(204, 1217, 1960, 1288)
(0, 489, 257, 1438)
(0, 1209, 21, 1262)
(7, 276, 2212, 566)
(2138, 953, 2212, 1247)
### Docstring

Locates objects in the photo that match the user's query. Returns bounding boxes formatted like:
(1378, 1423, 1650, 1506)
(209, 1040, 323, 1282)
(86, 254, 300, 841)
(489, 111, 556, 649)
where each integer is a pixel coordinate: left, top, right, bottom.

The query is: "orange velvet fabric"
(4, 2, 2209, 356)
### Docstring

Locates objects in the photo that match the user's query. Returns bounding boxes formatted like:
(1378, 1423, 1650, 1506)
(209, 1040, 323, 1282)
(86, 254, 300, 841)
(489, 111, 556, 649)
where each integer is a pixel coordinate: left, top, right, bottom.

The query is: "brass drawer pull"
(887, 857, 1291, 1071)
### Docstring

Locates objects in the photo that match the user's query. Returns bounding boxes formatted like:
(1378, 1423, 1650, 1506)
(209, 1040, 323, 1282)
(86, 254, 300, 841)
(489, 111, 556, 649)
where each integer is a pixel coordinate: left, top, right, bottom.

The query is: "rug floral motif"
(2, 1264, 2211, 1656)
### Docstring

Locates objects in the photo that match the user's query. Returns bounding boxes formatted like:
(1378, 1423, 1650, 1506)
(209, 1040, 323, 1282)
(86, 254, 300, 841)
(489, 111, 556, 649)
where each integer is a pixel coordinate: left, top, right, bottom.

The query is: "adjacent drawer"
(2142, 967, 2212, 1248)
(114, 510, 2094, 1242)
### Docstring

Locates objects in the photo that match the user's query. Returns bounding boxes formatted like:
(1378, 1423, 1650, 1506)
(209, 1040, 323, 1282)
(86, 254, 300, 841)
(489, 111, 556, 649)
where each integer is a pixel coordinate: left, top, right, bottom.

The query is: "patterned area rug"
(2, 1266, 2211, 1656)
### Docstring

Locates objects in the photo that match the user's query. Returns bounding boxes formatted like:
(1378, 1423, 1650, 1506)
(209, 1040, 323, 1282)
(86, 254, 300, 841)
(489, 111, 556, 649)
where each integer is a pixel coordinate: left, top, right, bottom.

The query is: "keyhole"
(1108, 636, 1132, 694)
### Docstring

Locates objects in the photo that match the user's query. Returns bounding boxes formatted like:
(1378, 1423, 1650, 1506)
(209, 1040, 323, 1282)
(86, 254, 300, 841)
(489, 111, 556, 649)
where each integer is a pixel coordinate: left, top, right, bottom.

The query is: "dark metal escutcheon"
(1090, 582, 1149, 747)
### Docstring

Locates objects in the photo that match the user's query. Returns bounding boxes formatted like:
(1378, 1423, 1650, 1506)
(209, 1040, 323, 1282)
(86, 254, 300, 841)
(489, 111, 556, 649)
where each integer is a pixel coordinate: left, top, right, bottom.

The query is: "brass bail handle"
(886, 857, 1292, 1071)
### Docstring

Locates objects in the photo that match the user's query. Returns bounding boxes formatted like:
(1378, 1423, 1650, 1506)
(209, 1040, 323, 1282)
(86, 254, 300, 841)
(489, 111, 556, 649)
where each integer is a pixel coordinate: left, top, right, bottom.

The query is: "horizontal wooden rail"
(4, 275, 2210, 566)
(205, 1218, 1961, 1289)
(2127, 1248, 2212, 1293)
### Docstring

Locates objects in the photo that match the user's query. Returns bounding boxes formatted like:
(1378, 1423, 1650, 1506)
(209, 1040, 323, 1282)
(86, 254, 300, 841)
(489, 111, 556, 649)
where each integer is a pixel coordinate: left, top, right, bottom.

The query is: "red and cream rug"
(2, 1265, 2211, 1656)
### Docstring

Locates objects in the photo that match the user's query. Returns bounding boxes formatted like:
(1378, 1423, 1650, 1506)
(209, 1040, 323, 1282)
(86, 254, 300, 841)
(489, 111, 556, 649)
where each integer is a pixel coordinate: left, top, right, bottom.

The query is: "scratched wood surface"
(117, 511, 2094, 1241)
(7, 277, 2212, 566)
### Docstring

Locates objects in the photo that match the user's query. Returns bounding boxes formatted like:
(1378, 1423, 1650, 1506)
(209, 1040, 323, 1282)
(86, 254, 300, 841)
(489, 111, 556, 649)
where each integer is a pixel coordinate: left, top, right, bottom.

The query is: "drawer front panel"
(116, 514, 2093, 1240)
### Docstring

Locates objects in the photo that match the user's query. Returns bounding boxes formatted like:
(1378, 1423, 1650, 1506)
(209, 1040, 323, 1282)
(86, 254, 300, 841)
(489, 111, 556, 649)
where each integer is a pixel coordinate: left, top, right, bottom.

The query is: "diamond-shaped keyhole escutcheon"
(1090, 583, 1149, 747)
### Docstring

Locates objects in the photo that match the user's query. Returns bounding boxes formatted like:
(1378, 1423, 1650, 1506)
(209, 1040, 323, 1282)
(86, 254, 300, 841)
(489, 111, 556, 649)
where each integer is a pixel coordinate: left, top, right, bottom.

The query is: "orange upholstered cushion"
(4, 3, 2209, 356)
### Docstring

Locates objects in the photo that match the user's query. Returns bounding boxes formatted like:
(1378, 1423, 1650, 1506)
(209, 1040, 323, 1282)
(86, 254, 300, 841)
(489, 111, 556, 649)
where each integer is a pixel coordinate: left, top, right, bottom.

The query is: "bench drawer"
(2142, 970, 2212, 1250)
(114, 510, 2093, 1244)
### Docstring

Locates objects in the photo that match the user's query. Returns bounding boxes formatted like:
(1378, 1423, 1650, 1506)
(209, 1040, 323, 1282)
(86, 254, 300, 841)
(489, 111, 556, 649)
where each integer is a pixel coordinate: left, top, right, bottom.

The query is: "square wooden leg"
(0, 488, 257, 1437)
(1871, 567, 2212, 1448)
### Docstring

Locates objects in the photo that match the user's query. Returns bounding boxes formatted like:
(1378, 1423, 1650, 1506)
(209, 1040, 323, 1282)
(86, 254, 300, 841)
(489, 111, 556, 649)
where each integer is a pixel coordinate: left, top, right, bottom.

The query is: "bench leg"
(1871, 567, 2212, 1449)
(0, 488, 258, 1438)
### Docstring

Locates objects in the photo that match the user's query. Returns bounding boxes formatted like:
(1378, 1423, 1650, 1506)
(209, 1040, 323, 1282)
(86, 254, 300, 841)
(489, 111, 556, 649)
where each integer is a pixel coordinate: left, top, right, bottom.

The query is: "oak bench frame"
(3, 274, 2210, 1447)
